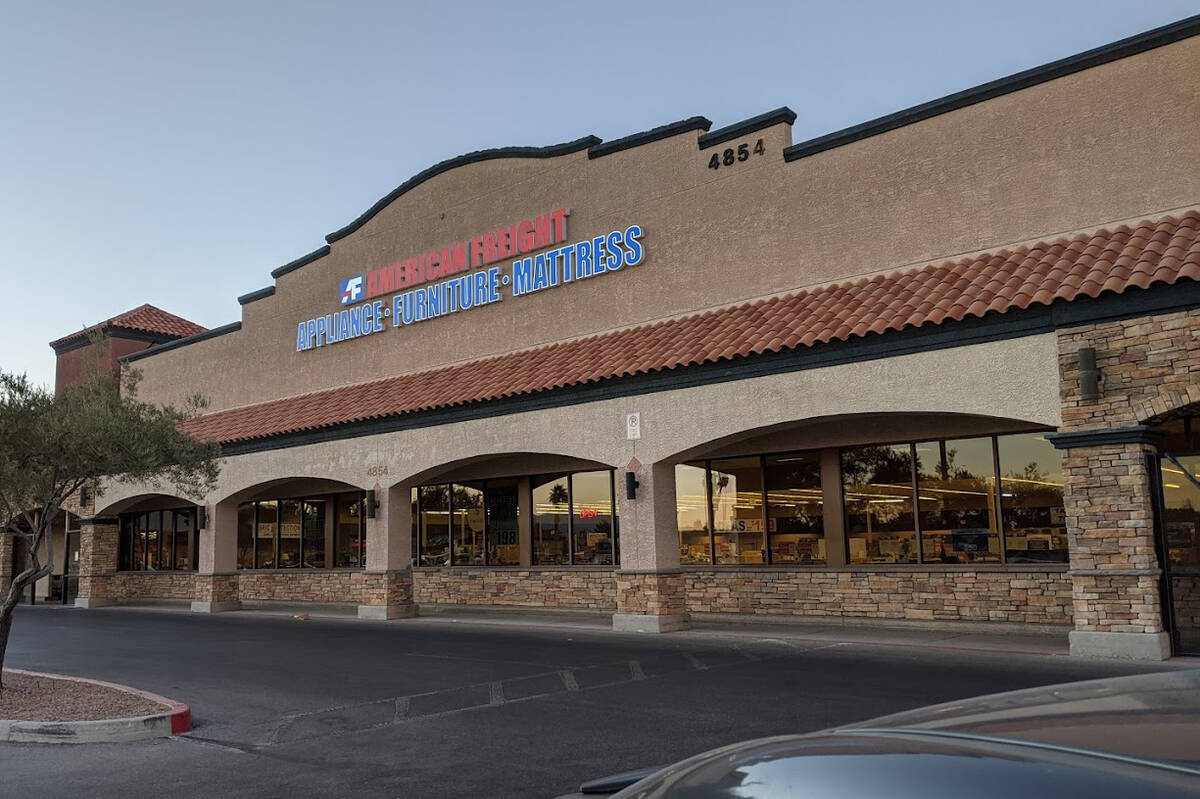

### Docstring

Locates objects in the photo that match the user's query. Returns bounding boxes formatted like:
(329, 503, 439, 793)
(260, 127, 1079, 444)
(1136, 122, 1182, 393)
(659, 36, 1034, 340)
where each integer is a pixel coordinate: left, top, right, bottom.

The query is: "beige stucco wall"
(99, 333, 1060, 514)
(125, 36, 1199, 413)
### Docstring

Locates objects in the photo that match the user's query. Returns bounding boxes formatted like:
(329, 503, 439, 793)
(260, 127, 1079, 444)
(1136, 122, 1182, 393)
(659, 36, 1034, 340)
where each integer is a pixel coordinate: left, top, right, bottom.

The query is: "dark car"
(561, 670, 1200, 798)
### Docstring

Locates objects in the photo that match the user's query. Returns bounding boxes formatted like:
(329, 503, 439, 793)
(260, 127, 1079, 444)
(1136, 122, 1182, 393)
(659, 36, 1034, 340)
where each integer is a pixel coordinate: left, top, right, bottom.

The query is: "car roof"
(842, 669, 1200, 769)
(608, 731, 1200, 798)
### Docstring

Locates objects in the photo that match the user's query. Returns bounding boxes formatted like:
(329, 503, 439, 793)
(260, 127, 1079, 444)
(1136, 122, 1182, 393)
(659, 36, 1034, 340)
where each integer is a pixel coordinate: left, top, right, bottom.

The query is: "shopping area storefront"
(17, 17, 1200, 660)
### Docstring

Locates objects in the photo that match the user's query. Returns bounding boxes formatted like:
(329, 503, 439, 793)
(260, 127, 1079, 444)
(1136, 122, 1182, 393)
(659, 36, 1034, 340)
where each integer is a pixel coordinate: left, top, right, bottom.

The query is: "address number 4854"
(708, 138, 765, 170)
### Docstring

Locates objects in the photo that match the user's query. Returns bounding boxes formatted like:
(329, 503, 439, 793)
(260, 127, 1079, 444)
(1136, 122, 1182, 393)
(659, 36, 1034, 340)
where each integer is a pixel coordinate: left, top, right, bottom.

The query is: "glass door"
(1158, 452, 1200, 655)
(63, 529, 81, 605)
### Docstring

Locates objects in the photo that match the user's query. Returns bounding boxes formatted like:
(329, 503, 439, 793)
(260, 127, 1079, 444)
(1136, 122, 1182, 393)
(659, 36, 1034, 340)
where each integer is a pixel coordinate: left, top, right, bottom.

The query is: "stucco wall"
(128, 36, 1200, 412)
(97, 332, 1061, 513)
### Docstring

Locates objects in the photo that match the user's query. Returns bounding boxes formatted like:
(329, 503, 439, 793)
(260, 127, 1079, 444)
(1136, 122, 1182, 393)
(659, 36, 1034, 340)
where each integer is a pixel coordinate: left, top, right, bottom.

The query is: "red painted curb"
(4, 668, 192, 734)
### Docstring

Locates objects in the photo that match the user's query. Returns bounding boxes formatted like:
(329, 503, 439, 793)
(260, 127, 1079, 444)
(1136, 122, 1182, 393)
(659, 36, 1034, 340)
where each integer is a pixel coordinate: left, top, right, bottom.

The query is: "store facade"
(27, 18, 1200, 659)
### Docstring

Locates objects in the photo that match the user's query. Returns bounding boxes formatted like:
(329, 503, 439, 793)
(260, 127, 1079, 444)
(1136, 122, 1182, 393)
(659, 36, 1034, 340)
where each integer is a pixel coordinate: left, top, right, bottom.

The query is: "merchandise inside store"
(677, 431, 1068, 567)
(118, 508, 199, 571)
(412, 469, 619, 567)
(234, 491, 366, 569)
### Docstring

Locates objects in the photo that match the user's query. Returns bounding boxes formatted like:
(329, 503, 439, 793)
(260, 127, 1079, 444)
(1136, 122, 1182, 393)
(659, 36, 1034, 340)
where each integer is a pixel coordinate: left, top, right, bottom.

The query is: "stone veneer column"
(358, 484, 416, 620)
(193, 503, 240, 613)
(1049, 428, 1170, 660)
(75, 517, 118, 608)
(613, 461, 687, 633)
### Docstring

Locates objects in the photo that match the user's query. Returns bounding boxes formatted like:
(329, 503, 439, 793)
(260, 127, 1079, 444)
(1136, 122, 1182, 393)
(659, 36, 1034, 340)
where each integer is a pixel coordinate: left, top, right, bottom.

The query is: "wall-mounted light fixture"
(366, 489, 379, 519)
(1079, 347, 1101, 401)
(197, 506, 207, 530)
(625, 471, 639, 501)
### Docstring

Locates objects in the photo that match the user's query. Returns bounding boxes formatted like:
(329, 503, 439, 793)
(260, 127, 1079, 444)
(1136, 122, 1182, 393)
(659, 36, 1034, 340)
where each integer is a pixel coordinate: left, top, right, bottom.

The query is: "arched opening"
(660, 412, 1066, 570)
(97, 493, 202, 576)
(397, 452, 617, 569)
(219, 477, 365, 571)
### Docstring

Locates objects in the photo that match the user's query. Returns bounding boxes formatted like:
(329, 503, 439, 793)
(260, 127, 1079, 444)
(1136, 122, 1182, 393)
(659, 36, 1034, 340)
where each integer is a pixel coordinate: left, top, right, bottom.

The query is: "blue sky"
(1, 1, 1196, 388)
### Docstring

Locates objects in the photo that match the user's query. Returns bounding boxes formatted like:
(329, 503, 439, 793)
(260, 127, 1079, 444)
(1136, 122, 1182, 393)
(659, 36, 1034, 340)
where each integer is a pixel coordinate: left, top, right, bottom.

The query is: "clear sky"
(1, 1, 1195, 388)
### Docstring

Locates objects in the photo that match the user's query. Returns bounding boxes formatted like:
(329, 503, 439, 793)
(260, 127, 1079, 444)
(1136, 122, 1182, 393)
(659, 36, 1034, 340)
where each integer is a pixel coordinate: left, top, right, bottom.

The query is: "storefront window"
(676, 463, 711, 564)
(256, 500, 278, 568)
(117, 508, 198, 572)
(711, 457, 766, 565)
(915, 437, 1000, 564)
(571, 471, 615, 566)
(419, 485, 451, 566)
(453, 484, 485, 565)
(484, 479, 521, 566)
(532, 475, 571, 565)
(764, 453, 825, 564)
(237, 503, 255, 569)
(119, 517, 133, 571)
(335, 492, 365, 567)
(998, 433, 1068, 563)
(174, 510, 193, 570)
(278, 499, 302, 568)
(1162, 453, 1200, 567)
(843, 444, 918, 564)
(146, 511, 165, 571)
(302, 499, 327, 568)
(132, 512, 148, 570)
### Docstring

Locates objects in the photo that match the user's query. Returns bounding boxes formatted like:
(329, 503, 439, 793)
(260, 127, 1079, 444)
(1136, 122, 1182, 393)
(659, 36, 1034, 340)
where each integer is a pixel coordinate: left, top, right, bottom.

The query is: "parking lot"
(0, 606, 1174, 798)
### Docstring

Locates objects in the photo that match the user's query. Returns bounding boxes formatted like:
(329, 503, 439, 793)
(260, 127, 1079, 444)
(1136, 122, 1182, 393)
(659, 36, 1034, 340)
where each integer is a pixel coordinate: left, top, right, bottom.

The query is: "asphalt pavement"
(0, 605, 1180, 799)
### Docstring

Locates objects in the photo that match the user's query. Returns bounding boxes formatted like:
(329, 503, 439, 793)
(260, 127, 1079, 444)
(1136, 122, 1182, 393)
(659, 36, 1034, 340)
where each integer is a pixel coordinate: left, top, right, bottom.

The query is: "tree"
(0, 363, 220, 688)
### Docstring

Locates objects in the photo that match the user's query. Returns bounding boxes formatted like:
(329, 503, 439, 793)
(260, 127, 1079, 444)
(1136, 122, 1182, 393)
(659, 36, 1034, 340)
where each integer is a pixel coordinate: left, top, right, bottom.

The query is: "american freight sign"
(295, 209, 644, 352)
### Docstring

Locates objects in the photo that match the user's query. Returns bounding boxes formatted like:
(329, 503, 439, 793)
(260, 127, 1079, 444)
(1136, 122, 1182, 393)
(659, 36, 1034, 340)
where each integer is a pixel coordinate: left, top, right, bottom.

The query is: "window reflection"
(302, 500, 327, 569)
(484, 479, 521, 566)
(765, 453, 825, 564)
(117, 508, 198, 572)
(453, 484, 485, 565)
(711, 458, 766, 565)
(571, 471, 615, 566)
(410, 470, 619, 567)
(532, 475, 570, 565)
(237, 503, 255, 569)
(278, 499, 302, 568)
(256, 500, 278, 568)
(676, 463, 711, 564)
(998, 433, 1068, 563)
(1163, 453, 1200, 567)
(335, 492, 365, 568)
(419, 485, 450, 566)
(843, 444, 918, 564)
(915, 438, 1000, 563)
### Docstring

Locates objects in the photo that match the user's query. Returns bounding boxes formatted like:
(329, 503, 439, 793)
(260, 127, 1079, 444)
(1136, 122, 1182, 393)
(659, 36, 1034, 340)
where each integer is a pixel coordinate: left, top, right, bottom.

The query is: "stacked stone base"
(614, 571, 687, 632)
(76, 567, 1084, 631)
(193, 574, 239, 613)
(413, 568, 616, 610)
(684, 568, 1073, 625)
(359, 570, 415, 619)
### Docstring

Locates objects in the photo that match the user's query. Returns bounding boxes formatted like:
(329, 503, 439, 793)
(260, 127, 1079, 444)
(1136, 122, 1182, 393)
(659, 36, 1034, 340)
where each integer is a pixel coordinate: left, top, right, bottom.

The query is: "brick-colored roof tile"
(183, 211, 1200, 445)
(50, 304, 206, 348)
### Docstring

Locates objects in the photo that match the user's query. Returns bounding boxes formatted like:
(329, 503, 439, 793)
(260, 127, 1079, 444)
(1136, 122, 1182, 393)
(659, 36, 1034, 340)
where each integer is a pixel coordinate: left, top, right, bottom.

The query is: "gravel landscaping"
(0, 671, 167, 722)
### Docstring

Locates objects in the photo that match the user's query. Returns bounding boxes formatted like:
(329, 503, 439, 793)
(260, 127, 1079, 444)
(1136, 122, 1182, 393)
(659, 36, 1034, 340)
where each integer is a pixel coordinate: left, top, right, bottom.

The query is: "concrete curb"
(1, 668, 190, 744)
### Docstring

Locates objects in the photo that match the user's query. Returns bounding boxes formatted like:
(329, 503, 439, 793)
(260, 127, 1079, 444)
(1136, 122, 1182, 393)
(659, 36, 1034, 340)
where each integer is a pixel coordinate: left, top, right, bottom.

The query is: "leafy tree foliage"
(0, 361, 219, 687)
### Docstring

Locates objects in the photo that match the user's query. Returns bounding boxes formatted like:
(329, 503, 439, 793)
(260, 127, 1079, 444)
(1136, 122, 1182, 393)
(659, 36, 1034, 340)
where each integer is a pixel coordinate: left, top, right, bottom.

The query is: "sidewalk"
(85, 599, 1079, 658)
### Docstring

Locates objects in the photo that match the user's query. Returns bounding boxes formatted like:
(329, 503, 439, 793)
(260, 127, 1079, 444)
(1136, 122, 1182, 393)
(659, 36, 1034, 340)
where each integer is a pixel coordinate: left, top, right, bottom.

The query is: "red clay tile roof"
(50, 304, 207, 349)
(185, 211, 1200, 445)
